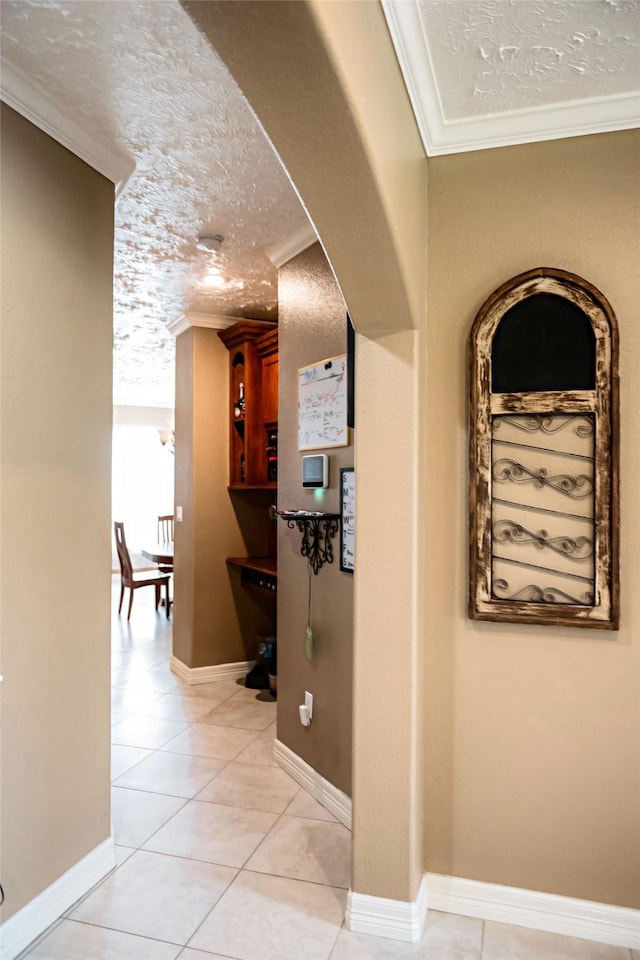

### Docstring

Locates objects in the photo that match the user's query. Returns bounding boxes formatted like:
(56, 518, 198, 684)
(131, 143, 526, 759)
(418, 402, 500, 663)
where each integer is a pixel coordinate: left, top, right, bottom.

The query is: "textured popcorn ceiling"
(420, 0, 640, 119)
(2, 1, 638, 403)
(1, 0, 308, 406)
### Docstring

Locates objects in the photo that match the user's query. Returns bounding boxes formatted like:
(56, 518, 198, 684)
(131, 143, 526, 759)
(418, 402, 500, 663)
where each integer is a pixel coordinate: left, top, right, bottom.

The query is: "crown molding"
(167, 313, 249, 338)
(0, 59, 135, 194)
(381, 0, 640, 157)
(265, 220, 318, 268)
(428, 90, 640, 157)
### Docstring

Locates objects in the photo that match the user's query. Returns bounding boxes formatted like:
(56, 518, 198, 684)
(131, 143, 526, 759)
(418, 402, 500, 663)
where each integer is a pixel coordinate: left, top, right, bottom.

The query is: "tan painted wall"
(173, 326, 275, 669)
(0, 106, 114, 920)
(425, 129, 640, 908)
(277, 243, 354, 796)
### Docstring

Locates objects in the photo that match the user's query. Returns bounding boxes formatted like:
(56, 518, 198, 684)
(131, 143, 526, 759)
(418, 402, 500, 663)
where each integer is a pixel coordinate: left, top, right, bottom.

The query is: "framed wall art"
(468, 267, 619, 630)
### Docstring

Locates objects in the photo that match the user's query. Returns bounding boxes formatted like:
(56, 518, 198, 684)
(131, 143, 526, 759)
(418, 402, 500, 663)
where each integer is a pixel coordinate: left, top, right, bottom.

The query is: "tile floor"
(19, 581, 636, 960)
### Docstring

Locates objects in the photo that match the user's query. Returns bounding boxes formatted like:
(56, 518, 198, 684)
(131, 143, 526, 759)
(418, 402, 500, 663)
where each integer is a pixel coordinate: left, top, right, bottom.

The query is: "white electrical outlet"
(299, 691, 314, 726)
(299, 704, 311, 726)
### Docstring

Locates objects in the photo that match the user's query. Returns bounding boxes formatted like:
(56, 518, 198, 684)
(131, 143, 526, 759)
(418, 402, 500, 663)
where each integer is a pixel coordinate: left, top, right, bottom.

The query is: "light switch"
(176, 506, 183, 522)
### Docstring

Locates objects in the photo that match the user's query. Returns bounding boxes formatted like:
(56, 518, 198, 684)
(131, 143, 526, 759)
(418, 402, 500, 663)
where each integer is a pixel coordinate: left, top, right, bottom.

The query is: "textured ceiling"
(0, 0, 308, 407)
(423, 0, 640, 118)
(383, 0, 640, 153)
(2, 1, 638, 405)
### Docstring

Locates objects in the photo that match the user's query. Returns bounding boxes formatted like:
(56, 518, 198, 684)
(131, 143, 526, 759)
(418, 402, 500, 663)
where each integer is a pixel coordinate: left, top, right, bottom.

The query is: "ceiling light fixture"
(202, 272, 227, 289)
(196, 233, 224, 253)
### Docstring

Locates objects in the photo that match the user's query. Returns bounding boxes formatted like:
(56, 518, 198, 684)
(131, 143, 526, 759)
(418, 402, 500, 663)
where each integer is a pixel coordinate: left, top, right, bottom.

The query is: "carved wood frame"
(469, 267, 619, 630)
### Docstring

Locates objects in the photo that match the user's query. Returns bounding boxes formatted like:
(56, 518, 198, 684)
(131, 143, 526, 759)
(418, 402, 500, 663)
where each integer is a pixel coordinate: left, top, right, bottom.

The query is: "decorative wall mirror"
(469, 268, 619, 630)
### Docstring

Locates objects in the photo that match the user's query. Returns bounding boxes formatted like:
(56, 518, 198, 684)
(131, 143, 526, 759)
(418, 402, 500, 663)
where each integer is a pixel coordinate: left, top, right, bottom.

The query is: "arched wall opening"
(180, 0, 428, 908)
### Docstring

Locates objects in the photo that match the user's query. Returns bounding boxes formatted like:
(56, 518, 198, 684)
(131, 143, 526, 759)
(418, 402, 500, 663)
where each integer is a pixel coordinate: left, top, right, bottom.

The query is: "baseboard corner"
(170, 655, 253, 685)
(346, 874, 428, 943)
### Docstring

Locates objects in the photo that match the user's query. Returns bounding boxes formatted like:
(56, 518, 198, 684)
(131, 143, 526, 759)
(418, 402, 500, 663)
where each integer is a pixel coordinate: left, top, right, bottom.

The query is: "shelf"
(226, 557, 277, 592)
(228, 482, 277, 491)
(277, 511, 340, 575)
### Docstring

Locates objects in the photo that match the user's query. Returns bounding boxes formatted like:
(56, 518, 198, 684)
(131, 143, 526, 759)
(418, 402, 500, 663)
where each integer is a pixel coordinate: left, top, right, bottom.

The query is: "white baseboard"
(170, 655, 253, 685)
(0, 837, 116, 960)
(346, 874, 428, 943)
(273, 739, 352, 830)
(425, 873, 640, 950)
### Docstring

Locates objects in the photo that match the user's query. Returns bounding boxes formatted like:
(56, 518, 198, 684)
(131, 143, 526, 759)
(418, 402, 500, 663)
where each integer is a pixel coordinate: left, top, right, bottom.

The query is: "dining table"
(141, 542, 174, 566)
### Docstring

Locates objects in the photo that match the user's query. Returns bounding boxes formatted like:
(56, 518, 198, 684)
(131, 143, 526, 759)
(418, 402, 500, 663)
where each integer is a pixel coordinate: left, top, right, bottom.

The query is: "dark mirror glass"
(492, 293, 595, 393)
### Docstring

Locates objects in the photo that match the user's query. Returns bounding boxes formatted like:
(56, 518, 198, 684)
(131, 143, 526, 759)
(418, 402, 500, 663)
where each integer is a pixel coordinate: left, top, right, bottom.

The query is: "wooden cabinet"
(218, 321, 278, 489)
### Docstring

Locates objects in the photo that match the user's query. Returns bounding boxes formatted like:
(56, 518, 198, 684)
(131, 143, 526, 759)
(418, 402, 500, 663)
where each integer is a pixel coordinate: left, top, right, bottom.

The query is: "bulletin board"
(298, 354, 348, 450)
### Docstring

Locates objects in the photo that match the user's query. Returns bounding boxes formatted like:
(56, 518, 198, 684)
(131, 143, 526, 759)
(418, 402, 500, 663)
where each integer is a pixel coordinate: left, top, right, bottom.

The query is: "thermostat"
(302, 454, 329, 489)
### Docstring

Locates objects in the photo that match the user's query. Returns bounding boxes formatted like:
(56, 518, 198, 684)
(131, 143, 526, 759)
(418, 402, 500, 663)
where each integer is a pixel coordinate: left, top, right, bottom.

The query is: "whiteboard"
(298, 354, 348, 450)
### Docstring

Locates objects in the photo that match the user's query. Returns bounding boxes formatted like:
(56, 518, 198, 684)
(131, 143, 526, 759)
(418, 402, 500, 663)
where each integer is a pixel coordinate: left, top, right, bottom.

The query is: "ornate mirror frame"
(469, 268, 619, 630)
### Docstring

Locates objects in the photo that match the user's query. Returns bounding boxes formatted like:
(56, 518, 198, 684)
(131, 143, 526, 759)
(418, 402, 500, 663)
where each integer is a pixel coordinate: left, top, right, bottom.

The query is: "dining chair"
(114, 521, 170, 620)
(157, 514, 174, 542)
(156, 514, 174, 578)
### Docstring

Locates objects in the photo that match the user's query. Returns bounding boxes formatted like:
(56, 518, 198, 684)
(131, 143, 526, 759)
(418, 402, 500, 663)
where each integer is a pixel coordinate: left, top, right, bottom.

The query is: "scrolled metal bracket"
(277, 511, 340, 575)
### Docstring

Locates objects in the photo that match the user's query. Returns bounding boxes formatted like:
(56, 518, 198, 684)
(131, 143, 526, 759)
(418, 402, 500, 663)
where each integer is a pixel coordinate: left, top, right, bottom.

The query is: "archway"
(182, 0, 428, 933)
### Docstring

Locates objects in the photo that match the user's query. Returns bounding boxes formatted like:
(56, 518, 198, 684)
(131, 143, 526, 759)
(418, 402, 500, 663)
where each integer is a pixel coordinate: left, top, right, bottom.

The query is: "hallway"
(18, 583, 635, 960)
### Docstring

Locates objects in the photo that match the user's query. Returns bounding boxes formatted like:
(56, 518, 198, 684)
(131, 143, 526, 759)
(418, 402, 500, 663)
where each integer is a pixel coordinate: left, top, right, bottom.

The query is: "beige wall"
(277, 243, 354, 796)
(425, 129, 640, 908)
(173, 326, 275, 669)
(0, 106, 114, 920)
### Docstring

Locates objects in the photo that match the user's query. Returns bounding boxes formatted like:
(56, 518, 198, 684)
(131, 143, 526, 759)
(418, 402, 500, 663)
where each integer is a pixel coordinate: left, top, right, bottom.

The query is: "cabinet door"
(261, 353, 279, 426)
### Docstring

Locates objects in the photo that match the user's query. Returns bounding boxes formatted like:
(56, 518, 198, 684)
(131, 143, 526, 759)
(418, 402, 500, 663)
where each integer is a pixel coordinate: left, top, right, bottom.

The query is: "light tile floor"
(19, 581, 636, 960)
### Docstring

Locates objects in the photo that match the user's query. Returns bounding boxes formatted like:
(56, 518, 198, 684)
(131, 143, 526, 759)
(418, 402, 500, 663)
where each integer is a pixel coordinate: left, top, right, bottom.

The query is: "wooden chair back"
(158, 515, 174, 542)
(114, 521, 133, 586)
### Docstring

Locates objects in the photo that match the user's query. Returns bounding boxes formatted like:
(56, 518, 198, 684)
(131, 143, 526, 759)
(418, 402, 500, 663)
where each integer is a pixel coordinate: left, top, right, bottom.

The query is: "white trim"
(272, 739, 351, 830)
(381, 0, 640, 157)
(0, 837, 116, 960)
(265, 221, 318, 267)
(170, 655, 253, 685)
(0, 61, 135, 194)
(425, 874, 640, 950)
(346, 874, 428, 943)
(167, 313, 267, 337)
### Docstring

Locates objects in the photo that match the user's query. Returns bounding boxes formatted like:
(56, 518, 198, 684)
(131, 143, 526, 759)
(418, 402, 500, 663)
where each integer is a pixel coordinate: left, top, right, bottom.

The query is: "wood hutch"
(218, 320, 279, 594)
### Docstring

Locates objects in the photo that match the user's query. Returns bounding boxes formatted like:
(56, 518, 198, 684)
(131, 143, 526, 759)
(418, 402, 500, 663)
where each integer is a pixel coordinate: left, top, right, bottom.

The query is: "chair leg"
(127, 588, 134, 620)
(155, 583, 160, 610)
(165, 580, 170, 618)
(118, 583, 124, 614)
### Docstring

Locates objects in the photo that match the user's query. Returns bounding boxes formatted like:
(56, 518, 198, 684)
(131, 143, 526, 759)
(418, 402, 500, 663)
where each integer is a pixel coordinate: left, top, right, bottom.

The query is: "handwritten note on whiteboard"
(298, 354, 348, 450)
